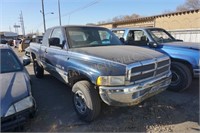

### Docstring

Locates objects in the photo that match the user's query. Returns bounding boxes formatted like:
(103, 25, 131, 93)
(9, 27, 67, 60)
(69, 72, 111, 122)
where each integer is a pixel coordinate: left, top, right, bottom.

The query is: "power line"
(46, 0, 101, 22)
(62, 0, 101, 17)
(30, 0, 101, 32)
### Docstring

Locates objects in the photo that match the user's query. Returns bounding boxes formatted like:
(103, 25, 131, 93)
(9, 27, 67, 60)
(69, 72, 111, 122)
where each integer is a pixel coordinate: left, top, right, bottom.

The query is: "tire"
(33, 59, 44, 78)
(168, 62, 192, 92)
(72, 80, 101, 122)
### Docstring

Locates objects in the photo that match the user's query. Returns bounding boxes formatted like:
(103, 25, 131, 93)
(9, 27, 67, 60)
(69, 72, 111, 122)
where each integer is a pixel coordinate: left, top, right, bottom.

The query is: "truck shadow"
(25, 73, 199, 132)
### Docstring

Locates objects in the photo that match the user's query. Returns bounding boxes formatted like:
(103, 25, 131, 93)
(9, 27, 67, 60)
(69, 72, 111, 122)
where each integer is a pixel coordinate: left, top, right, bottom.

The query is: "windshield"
(148, 29, 176, 43)
(66, 27, 122, 48)
(0, 49, 23, 73)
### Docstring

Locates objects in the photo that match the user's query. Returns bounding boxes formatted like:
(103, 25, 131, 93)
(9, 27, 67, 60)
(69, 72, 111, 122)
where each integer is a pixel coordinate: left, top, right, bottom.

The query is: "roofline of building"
(98, 9, 200, 25)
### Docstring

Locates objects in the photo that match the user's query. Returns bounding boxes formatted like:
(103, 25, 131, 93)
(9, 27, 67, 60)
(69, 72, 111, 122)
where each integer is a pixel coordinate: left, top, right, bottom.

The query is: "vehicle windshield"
(66, 27, 122, 48)
(0, 49, 23, 73)
(148, 29, 176, 43)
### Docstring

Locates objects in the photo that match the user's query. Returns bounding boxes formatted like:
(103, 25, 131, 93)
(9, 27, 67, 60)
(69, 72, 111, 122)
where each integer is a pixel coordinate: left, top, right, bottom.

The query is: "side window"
(51, 28, 65, 46)
(127, 30, 148, 46)
(134, 31, 145, 41)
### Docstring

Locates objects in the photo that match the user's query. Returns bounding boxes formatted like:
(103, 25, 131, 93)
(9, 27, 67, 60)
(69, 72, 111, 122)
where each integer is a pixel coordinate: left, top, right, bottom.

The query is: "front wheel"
(168, 62, 192, 92)
(72, 80, 101, 122)
(33, 59, 44, 78)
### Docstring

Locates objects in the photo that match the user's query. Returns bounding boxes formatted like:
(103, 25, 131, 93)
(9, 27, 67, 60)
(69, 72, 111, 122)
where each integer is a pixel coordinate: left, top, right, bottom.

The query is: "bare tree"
(112, 13, 141, 22)
(186, 0, 200, 9)
(176, 5, 188, 11)
(176, 0, 200, 11)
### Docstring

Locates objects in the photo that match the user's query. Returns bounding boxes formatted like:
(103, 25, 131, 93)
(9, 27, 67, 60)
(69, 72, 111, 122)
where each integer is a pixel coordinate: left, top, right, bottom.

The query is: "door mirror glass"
(148, 42, 158, 48)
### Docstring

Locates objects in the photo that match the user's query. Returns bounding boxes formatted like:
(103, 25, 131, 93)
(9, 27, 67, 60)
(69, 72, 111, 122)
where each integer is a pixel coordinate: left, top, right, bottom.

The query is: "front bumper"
(193, 69, 200, 78)
(1, 99, 37, 132)
(99, 72, 171, 106)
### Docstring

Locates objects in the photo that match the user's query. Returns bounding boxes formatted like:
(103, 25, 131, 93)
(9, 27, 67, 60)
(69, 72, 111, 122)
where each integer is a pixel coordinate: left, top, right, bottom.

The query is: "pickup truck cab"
(29, 25, 171, 121)
(112, 27, 200, 92)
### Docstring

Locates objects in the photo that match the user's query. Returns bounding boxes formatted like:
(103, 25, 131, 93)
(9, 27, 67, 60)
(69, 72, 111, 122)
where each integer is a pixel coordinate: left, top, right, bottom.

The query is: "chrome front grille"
(127, 56, 170, 83)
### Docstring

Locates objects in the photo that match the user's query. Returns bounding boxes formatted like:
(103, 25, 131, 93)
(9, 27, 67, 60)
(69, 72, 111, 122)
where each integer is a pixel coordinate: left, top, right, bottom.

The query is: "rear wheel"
(33, 59, 44, 78)
(72, 80, 101, 122)
(168, 62, 192, 92)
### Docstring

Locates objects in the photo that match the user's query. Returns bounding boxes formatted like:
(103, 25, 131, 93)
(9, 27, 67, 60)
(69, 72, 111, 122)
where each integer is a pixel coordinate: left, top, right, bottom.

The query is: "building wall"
(155, 11, 200, 30)
(98, 10, 200, 30)
(115, 19, 154, 28)
(98, 10, 200, 42)
(98, 24, 113, 29)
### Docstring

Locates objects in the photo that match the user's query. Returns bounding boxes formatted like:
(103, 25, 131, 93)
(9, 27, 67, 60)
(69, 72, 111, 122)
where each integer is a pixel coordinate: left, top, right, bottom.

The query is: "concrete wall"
(155, 11, 200, 30)
(115, 19, 154, 28)
(98, 10, 200, 31)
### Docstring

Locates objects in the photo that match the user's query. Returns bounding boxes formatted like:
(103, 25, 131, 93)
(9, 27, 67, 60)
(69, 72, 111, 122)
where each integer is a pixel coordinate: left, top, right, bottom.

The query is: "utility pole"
(19, 11, 25, 36)
(13, 23, 20, 34)
(41, 0, 46, 32)
(58, 0, 62, 26)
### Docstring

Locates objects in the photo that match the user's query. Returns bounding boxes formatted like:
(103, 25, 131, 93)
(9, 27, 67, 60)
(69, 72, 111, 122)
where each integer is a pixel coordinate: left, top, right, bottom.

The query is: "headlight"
(97, 76, 125, 86)
(4, 96, 34, 117)
(5, 105, 15, 117)
(14, 97, 34, 112)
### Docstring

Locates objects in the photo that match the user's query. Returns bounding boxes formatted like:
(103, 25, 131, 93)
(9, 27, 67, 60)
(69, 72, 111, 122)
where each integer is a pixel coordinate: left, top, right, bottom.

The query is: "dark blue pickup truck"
(112, 27, 200, 92)
(29, 25, 171, 121)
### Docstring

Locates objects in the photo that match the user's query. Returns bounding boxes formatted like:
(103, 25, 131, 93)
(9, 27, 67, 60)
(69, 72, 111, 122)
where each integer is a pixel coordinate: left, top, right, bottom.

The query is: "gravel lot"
(14, 48, 200, 132)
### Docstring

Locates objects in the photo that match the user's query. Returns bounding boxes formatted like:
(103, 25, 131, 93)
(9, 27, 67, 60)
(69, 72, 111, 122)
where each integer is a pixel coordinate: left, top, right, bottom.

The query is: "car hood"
(70, 45, 164, 65)
(0, 71, 30, 117)
(161, 42, 200, 50)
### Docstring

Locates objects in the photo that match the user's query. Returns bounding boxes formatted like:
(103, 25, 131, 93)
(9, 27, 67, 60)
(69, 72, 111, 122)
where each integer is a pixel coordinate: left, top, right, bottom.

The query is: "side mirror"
(49, 37, 62, 48)
(119, 37, 125, 44)
(23, 58, 31, 66)
(148, 42, 158, 48)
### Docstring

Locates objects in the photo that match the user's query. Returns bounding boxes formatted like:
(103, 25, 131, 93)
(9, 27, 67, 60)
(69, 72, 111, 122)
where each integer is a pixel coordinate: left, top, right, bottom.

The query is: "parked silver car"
(0, 44, 36, 131)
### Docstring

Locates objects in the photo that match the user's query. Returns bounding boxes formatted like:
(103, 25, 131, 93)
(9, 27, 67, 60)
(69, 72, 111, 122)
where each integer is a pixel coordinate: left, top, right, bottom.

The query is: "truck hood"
(70, 45, 164, 65)
(161, 42, 200, 50)
(0, 71, 30, 117)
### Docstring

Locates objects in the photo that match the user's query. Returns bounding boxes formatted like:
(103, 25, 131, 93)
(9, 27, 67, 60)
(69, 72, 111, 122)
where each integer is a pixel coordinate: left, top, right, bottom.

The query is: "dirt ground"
(15, 48, 200, 132)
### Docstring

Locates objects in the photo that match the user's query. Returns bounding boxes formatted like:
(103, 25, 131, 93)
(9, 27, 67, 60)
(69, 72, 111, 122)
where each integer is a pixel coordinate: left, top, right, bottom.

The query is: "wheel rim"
(74, 90, 87, 114)
(171, 71, 181, 86)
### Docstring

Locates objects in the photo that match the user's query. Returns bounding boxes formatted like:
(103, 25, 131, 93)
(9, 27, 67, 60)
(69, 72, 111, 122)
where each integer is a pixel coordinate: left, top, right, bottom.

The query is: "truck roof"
(47, 25, 105, 30)
(111, 27, 164, 31)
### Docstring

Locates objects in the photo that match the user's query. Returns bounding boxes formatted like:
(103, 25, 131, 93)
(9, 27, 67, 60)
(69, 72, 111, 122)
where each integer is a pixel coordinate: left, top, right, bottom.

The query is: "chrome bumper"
(99, 72, 171, 106)
(193, 69, 200, 78)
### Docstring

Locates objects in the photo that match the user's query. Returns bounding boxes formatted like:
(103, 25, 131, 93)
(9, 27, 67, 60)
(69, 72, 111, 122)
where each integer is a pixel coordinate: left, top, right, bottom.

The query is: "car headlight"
(5, 105, 15, 117)
(97, 76, 125, 86)
(5, 96, 34, 117)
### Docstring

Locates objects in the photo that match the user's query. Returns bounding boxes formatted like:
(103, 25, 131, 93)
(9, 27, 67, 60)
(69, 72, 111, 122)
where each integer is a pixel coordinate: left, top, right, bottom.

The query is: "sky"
(0, 0, 186, 35)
